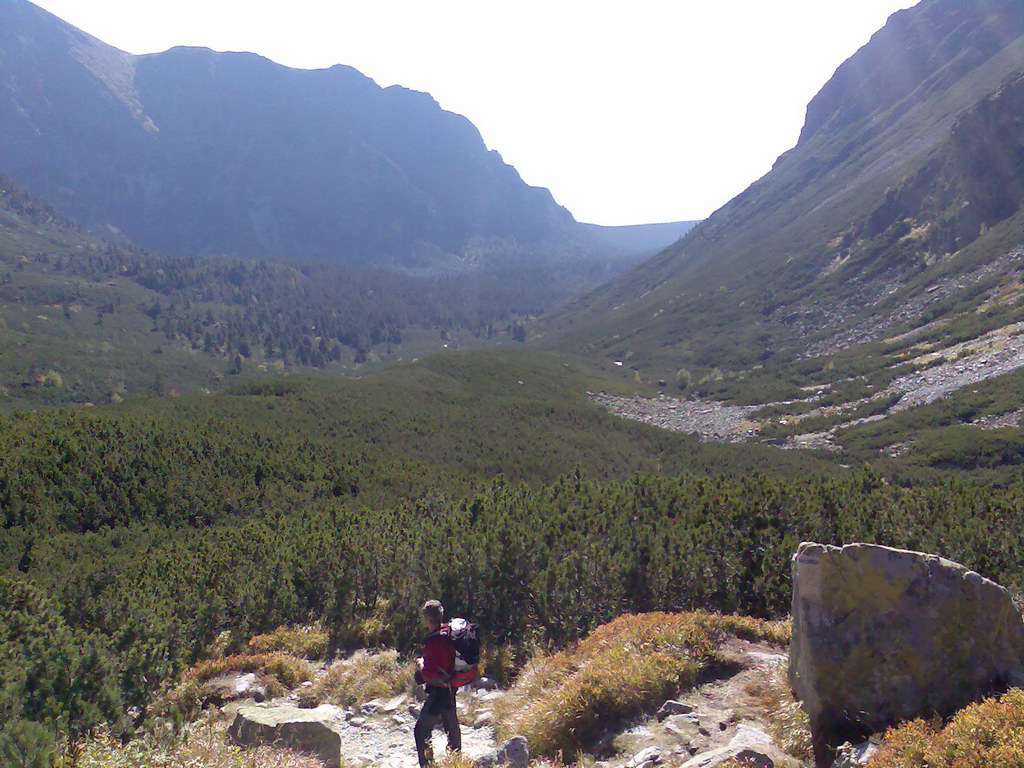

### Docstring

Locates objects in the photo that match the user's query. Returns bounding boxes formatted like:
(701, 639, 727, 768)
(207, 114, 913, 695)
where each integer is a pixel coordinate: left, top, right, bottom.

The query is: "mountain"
(581, 219, 701, 255)
(0, 0, 605, 271)
(546, 0, 1024, 389)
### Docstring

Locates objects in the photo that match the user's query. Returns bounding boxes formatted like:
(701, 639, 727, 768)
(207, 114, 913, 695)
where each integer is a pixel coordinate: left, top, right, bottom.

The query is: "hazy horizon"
(31, 0, 919, 226)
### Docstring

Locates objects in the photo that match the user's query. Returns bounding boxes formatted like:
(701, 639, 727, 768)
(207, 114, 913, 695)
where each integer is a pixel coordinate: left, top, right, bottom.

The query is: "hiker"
(414, 599, 461, 767)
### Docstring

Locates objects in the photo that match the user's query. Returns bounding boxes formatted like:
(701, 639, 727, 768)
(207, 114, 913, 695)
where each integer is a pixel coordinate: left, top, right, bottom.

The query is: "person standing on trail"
(414, 599, 461, 767)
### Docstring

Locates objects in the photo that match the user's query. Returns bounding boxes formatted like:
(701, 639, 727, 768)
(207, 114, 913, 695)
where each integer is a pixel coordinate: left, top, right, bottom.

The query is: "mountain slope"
(545, 0, 1024, 380)
(0, 0, 601, 270)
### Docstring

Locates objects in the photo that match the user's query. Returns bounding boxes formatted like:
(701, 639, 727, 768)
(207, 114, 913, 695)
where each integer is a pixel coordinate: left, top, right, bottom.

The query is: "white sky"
(31, 0, 920, 225)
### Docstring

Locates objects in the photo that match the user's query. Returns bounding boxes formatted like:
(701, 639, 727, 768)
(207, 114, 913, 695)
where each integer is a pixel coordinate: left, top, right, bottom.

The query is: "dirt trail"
(608, 639, 797, 767)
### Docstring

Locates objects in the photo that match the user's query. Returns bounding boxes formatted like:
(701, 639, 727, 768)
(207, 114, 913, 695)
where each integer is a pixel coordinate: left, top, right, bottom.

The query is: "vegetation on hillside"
(1, 394, 1021, 756)
(0, 177, 618, 407)
(867, 688, 1024, 768)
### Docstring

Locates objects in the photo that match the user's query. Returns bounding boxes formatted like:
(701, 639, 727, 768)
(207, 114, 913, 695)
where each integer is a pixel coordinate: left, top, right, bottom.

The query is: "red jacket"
(421, 625, 455, 686)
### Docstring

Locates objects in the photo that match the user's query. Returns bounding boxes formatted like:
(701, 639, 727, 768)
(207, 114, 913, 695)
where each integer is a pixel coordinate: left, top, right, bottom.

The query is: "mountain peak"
(0, 0, 588, 268)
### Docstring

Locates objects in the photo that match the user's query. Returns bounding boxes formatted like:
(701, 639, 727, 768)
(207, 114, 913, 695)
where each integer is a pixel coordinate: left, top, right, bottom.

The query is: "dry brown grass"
(185, 653, 313, 687)
(866, 688, 1024, 768)
(494, 611, 786, 758)
(247, 625, 329, 659)
(743, 662, 812, 761)
(161, 653, 314, 719)
(310, 649, 415, 708)
(67, 717, 322, 768)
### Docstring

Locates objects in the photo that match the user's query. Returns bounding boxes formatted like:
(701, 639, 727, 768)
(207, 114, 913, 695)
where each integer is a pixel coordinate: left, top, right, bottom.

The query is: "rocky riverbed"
(590, 319, 1023, 453)
(587, 392, 764, 442)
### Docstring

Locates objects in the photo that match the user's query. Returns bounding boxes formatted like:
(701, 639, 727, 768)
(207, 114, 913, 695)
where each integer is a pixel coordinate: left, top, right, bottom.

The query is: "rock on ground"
(680, 745, 774, 768)
(789, 542, 1024, 766)
(831, 740, 880, 768)
(229, 704, 345, 768)
(477, 735, 529, 767)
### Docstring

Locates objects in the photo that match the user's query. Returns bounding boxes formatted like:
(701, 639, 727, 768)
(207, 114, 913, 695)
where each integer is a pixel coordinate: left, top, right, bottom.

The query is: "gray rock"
(228, 704, 344, 768)
(360, 698, 384, 714)
(204, 672, 267, 703)
(473, 711, 494, 728)
(831, 740, 880, 768)
(680, 746, 774, 768)
(657, 700, 694, 720)
(728, 724, 776, 752)
(790, 542, 1024, 767)
(474, 676, 499, 691)
(476, 735, 529, 767)
(663, 713, 701, 742)
(383, 693, 407, 712)
(629, 746, 662, 766)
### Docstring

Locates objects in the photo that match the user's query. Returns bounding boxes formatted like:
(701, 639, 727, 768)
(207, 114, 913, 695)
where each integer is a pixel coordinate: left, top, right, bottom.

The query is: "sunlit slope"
(543, 0, 1024, 383)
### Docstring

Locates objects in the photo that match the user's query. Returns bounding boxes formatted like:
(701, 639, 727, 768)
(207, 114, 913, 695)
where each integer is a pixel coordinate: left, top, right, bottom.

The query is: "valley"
(0, 0, 1023, 766)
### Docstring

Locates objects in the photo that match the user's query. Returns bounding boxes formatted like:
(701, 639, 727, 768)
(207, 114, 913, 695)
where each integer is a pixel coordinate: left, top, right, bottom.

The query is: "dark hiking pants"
(415, 685, 460, 767)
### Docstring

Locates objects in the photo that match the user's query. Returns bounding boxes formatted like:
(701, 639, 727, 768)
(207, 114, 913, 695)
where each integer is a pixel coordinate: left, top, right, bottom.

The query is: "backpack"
(446, 617, 480, 688)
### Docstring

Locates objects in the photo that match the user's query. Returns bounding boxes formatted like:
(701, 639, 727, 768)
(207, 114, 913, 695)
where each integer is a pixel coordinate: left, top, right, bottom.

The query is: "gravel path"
(334, 709, 496, 768)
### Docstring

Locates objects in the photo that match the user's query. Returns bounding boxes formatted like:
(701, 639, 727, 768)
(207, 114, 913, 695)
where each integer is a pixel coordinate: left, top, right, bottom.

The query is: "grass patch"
(308, 649, 414, 708)
(866, 688, 1024, 768)
(185, 654, 312, 688)
(68, 717, 321, 768)
(493, 611, 786, 757)
(160, 653, 314, 721)
(246, 625, 329, 660)
(744, 662, 812, 761)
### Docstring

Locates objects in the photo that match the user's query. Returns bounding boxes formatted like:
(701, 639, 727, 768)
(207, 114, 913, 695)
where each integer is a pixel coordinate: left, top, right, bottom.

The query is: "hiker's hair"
(422, 599, 444, 624)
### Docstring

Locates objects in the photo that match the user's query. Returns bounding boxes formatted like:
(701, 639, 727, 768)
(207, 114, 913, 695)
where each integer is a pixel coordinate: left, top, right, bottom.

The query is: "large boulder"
(789, 542, 1024, 766)
(228, 704, 345, 768)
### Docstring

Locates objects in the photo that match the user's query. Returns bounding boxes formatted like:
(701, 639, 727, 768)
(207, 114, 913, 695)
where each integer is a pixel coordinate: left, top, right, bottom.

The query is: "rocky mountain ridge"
(544, 0, 1024, 394)
(0, 0, 634, 272)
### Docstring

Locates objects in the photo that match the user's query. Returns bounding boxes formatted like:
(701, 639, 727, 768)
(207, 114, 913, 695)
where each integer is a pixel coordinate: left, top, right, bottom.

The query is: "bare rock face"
(789, 542, 1024, 766)
(228, 704, 344, 768)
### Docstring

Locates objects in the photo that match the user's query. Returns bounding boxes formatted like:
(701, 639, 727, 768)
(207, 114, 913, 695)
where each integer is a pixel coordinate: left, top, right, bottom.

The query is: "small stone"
(473, 711, 494, 728)
(474, 676, 499, 691)
(383, 694, 407, 712)
(657, 700, 694, 720)
(680, 746, 774, 768)
(360, 698, 384, 714)
(349, 717, 366, 727)
(476, 735, 529, 768)
(629, 746, 662, 767)
(831, 740, 881, 768)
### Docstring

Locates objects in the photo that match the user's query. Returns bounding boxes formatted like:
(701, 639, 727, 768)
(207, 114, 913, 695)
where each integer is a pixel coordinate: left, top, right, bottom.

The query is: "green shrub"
(0, 720, 56, 768)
